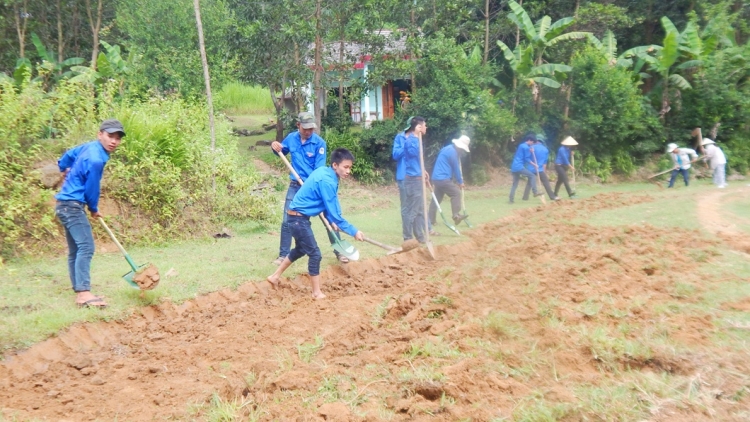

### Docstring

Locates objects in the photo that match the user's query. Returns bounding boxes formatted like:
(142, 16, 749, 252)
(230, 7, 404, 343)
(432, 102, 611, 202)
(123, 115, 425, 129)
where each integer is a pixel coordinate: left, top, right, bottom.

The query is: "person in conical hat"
(700, 138, 727, 188)
(554, 136, 578, 198)
(666, 143, 699, 188)
(428, 135, 470, 233)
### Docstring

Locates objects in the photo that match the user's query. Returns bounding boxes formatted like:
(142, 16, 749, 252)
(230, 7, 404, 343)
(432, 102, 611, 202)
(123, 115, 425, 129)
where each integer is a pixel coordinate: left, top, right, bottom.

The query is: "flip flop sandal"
(77, 297, 108, 309)
(337, 255, 350, 264)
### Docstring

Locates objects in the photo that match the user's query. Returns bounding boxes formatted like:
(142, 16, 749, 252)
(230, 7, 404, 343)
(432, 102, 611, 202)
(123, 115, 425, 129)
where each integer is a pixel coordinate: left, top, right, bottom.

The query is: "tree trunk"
(338, 34, 345, 114)
(410, 8, 416, 95)
(13, 0, 29, 58)
(483, 0, 490, 65)
(57, 0, 64, 63)
(193, 0, 217, 193)
(515, 0, 523, 48)
(659, 75, 670, 121)
(270, 84, 285, 142)
(313, 0, 323, 131)
(293, 42, 304, 113)
(85, 0, 102, 68)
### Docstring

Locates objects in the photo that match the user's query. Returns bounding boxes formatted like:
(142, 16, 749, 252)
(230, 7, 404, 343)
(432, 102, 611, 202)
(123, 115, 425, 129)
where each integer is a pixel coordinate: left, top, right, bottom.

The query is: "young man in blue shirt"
(428, 135, 470, 230)
(271, 112, 335, 265)
(266, 148, 365, 299)
(523, 135, 559, 201)
(55, 119, 125, 308)
(509, 133, 538, 203)
(394, 116, 428, 243)
(554, 136, 577, 198)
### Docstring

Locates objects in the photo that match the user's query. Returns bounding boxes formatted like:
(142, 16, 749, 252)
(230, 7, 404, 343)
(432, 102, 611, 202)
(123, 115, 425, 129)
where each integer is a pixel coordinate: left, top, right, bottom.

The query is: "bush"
(323, 129, 385, 185)
(215, 82, 274, 114)
(580, 154, 612, 182)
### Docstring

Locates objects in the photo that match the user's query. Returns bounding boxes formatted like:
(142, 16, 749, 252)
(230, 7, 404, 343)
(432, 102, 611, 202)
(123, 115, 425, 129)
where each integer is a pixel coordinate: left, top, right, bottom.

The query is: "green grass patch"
(216, 82, 275, 114)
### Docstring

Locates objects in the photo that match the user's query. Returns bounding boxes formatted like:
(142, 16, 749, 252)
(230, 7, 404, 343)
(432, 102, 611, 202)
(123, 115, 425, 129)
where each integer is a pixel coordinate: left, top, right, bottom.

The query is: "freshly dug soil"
(133, 264, 160, 290)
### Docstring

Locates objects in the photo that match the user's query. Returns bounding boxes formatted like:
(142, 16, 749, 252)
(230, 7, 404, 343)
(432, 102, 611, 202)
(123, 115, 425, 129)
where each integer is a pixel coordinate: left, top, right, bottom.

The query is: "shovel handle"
(363, 236, 399, 252)
(98, 217, 139, 272)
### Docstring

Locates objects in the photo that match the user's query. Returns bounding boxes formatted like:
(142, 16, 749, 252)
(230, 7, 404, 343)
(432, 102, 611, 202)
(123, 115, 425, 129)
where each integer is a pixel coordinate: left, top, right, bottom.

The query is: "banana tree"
(30, 33, 85, 86)
(496, 40, 571, 114)
(70, 41, 131, 95)
(505, 0, 590, 113)
(588, 30, 657, 84)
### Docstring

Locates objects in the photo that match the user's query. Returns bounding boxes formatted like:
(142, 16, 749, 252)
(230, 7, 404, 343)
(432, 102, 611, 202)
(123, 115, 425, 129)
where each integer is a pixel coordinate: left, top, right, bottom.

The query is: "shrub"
(215, 82, 274, 115)
(323, 129, 385, 185)
(580, 154, 612, 182)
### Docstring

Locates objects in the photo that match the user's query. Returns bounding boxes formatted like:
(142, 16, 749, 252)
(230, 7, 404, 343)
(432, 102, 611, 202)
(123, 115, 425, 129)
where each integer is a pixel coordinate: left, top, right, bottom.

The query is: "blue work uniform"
(555, 145, 571, 166)
(275, 131, 328, 260)
(554, 145, 575, 197)
(429, 145, 464, 225)
(399, 132, 425, 242)
(523, 143, 556, 200)
(509, 142, 537, 202)
(431, 144, 463, 183)
(287, 167, 358, 276)
(55, 140, 111, 293)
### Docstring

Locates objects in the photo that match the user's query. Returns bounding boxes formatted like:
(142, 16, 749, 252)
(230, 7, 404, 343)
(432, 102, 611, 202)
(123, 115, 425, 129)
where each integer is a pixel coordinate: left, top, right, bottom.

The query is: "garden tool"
(276, 151, 360, 261)
(571, 150, 576, 191)
(457, 162, 472, 228)
(98, 218, 160, 290)
(428, 184, 460, 235)
(363, 237, 418, 255)
(417, 133, 437, 260)
(530, 148, 547, 205)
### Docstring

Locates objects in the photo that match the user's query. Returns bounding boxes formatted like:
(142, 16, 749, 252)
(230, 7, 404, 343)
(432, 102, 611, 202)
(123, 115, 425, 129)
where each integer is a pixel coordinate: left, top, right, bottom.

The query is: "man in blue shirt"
(554, 136, 577, 198)
(55, 119, 125, 308)
(392, 119, 410, 236)
(271, 112, 333, 265)
(523, 135, 559, 201)
(395, 116, 428, 243)
(509, 133, 538, 204)
(428, 135, 470, 230)
(266, 148, 364, 300)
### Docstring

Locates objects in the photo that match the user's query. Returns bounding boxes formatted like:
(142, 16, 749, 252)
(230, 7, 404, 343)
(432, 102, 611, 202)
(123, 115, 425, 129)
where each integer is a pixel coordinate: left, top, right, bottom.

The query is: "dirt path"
(1, 193, 749, 421)
(696, 185, 750, 253)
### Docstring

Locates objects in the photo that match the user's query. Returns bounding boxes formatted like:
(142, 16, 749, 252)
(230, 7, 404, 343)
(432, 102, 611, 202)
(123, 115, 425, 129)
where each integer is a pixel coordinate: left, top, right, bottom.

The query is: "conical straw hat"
(561, 136, 578, 146)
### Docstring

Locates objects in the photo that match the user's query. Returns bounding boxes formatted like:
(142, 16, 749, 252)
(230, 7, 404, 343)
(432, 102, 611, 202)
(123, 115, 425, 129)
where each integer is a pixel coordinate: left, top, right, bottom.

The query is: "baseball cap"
(99, 119, 126, 136)
(298, 112, 317, 129)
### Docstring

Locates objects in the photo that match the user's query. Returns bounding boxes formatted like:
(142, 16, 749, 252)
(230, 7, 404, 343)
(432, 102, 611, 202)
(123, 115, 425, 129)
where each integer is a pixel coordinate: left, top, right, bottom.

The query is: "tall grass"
(216, 82, 274, 115)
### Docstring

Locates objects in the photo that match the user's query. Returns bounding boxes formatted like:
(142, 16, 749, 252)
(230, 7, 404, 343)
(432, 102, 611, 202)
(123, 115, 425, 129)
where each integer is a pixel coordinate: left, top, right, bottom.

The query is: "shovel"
(417, 133, 437, 260)
(276, 151, 360, 262)
(98, 218, 160, 290)
(530, 148, 547, 205)
(363, 237, 418, 255)
(457, 162, 473, 228)
(429, 185, 460, 235)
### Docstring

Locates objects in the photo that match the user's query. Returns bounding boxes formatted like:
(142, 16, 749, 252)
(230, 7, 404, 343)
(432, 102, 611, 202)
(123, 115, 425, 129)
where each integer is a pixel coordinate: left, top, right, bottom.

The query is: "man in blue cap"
(523, 134, 559, 201)
(272, 112, 347, 264)
(267, 148, 364, 299)
(55, 119, 125, 308)
(508, 133, 538, 203)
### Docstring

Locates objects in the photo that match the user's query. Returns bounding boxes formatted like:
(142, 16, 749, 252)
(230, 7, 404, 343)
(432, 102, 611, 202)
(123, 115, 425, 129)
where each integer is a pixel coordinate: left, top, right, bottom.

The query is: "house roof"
(306, 29, 408, 66)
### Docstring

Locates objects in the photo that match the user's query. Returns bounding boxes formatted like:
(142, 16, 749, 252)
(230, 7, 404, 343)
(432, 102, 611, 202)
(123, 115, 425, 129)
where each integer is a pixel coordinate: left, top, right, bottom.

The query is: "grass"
(297, 335, 325, 363)
(216, 82, 275, 115)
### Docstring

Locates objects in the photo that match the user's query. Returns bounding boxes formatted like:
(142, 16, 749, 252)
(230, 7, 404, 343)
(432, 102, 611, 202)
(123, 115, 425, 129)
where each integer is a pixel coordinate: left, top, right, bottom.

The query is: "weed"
(576, 299, 602, 318)
(431, 295, 453, 306)
(512, 392, 571, 421)
(405, 339, 463, 359)
(274, 348, 294, 372)
(398, 363, 446, 383)
(204, 392, 259, 422)
(371, 296, 392, 327)
(244, 372, 257, 387)
(297, 335, 325, 363)
(484, 311, 523, 338)
(670, 282, 696, 299)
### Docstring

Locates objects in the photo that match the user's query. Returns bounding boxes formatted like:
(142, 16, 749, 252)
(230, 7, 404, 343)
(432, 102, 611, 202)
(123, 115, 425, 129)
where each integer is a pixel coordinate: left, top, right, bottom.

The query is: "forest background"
(1, 0, 749, 259)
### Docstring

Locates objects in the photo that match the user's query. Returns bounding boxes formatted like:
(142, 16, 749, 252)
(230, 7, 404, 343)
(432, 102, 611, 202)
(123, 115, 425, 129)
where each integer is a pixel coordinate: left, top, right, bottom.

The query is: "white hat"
(452, 135, 470, 152)
(701, 138, 715, 146)
(561, 136, 578, 146)
(666, 143, 678, 153)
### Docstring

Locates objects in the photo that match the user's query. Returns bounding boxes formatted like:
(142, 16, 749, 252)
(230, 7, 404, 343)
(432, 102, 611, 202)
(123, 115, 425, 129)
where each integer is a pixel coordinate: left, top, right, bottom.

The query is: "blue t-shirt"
(278, 131, 327, 181)
(511, 142, 531, 172)
(431, 145, 463, 184)
(402, 133, 423, 177)
(392, 132, 406, 181)
(526, 143, 549, 174)
(555, 146, 571, 166)
(55, 141, 110, 213)
(289, 166, 358, 237)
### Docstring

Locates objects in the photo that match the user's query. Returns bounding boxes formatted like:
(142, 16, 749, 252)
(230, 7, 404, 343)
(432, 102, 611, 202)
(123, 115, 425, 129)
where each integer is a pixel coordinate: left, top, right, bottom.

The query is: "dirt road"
(1, 192, 749, 421)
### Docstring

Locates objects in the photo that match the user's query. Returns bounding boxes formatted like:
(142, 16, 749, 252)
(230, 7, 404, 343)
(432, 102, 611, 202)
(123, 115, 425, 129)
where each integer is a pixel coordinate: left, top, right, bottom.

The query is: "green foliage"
(613, 151, 637, 176)
(215, 82, 274, 114)
(358, 118, 403, 176)
(324, 129, 383, 184)
(580, 154, 612, 182)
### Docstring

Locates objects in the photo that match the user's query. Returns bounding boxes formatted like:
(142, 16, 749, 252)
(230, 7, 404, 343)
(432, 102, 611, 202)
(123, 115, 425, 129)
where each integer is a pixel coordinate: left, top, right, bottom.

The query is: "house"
(306, 30, 413, 125)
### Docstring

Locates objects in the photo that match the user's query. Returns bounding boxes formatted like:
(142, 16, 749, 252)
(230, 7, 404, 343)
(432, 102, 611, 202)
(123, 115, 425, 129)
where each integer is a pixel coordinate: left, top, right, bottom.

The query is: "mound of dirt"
(133, 264, 160, 290)
(1, 192, 749, 421)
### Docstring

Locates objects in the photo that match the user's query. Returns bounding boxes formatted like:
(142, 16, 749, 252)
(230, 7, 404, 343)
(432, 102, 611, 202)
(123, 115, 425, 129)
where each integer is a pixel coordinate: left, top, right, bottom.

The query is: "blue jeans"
(55, 201, 95, 292)
(402, 176, 426, 242)
(278, 181, 301, 258)
(510, 170, 537, 202)
(668, 168, 689, 187)
(287, 215, 322, 276)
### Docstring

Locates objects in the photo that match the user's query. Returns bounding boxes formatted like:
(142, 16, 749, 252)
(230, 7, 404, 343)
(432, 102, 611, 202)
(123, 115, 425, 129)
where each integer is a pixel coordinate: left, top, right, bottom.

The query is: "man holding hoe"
(509, 133, 539, 203)
(55, 119, 125, 308)
(666, 143, 699, 188)
(271, 112, 349, 265)
(428, 135, 470, 232)
(393, 116, 428, 243)
(267, 148, 365, 299)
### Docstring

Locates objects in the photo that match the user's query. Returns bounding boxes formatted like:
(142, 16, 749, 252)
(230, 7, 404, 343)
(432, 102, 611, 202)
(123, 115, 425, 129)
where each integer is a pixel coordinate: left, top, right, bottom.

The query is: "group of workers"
(54, 114, 730, 306)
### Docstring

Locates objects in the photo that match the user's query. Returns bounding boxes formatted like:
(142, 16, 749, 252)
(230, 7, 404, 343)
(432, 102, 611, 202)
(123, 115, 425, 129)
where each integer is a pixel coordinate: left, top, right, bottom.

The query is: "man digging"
(55, 119, 125, 308)
(428, 135, 470, 233)
(267, 148, 365, 300)
(666, 143, 699, 188)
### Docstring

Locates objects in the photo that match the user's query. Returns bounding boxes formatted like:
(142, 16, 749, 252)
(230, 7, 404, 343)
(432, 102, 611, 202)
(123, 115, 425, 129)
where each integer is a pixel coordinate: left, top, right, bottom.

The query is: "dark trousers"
(668, 168, 690, 187)
(55, 201, 95, 292)
(510, 170, 537, 202)
(428, 179, 461, 225)
(524, 171, 555, 200)
(278, 181, 301, 258)
(287, 215, 322, 276)
(554, 164, 574, 197)
(402, 176, 426, 242)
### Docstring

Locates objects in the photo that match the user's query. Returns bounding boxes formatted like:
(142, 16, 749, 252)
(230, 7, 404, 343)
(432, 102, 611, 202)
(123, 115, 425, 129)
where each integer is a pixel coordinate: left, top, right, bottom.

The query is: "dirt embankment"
(1, 192, 749, 421)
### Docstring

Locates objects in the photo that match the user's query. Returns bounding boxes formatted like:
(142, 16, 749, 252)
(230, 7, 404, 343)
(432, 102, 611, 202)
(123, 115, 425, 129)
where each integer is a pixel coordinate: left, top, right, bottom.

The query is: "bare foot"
(266, 276, 280, 289)
(311, 291, 326, 300)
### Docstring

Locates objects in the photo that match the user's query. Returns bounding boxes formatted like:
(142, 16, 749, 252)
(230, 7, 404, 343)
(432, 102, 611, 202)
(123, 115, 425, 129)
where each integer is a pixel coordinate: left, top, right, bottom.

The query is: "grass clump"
(484, 311, 523, 338)
(371, 296, 392, 327)
(215, 82, 274, 114)
(297, 335, 325, 363)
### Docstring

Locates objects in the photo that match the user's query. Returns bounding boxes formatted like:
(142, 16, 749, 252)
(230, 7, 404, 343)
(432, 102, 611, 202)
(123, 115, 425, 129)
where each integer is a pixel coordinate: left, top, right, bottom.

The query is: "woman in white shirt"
(701, 138, 727, 188)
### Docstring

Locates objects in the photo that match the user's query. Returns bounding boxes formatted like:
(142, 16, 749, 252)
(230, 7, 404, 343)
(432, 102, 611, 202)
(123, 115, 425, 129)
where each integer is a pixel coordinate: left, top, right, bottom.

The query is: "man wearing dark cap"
(55, 118, 125, 308)
(272, 112, 343, 265)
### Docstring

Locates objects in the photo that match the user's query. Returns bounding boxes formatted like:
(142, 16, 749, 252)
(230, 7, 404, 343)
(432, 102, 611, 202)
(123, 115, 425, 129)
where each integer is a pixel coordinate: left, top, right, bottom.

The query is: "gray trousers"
(428, 179, 461, 225)
(523, 171, 555, 200)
